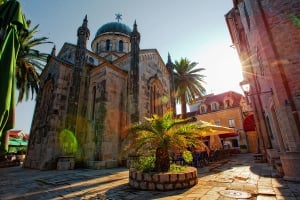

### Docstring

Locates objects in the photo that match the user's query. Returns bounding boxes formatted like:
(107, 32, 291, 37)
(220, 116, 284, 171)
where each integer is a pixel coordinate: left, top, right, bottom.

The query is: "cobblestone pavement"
(0, 153, 299, 200)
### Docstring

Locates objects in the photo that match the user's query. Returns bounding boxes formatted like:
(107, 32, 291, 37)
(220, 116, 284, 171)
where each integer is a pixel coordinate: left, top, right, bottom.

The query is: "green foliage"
(289, 14, 300, 28)
(123, 111, 204, 172)
(133, 156, 155, 172)
(133, 156, 187, 173)
(182, 150, 193, 164)
(239, 144, 247, 149)
(173, 57, 206, 118)
(169, 163, 186, 172)
(0, 0, 6, 6)
(16, 20, 52, 102)
(123, 111, 202, 156)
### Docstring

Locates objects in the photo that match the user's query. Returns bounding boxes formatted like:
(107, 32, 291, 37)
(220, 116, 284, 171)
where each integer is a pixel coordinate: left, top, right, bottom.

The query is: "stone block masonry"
(129, 167, 198, 190)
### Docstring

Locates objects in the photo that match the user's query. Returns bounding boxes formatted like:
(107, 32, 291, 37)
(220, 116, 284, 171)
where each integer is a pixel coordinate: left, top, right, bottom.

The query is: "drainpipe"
(257, 0, 300, 137)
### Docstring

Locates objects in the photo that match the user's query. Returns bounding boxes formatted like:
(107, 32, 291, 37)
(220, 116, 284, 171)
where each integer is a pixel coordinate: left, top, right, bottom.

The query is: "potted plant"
(122, 111, 206, 190)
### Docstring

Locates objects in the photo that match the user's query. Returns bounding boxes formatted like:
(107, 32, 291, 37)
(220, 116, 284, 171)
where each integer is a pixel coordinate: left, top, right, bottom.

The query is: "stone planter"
(280, 152, 300, 181)
(129, 167, 198, 191)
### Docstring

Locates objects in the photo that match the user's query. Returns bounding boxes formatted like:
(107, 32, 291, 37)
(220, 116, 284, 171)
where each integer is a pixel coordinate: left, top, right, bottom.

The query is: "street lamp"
(239, 80, 273, 96)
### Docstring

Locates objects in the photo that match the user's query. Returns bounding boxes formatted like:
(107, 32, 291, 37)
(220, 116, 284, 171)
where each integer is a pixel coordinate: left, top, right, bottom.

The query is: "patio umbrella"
(0, 0, 28, 151)
(193, 120, 235, 137)
(209, 135, 222, 150)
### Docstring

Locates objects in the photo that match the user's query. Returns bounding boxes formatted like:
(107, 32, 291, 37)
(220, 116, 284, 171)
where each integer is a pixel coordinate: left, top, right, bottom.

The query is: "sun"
(191, 42, 244, 94)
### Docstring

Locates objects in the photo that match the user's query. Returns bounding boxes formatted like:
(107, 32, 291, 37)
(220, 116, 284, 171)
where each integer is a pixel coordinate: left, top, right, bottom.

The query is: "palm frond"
(16, 21, 52, 102)
(173, 57, 207, 118)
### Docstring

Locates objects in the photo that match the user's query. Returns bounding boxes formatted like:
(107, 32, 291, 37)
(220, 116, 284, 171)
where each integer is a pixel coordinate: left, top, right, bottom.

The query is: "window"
(88, 57, 94, 64)
(244, 2, 250, 29)
(231, 139, 239, 147)
(228, 119, 235, 128)
(119, 40, 123, 52)
(215, 119, 221, 126)
(200, 105, 206, 114)
(150, 80, 163, 116)
(211, 102, 218, 111)
(106, 39, 110, 51)
(225, 99, 230, 108)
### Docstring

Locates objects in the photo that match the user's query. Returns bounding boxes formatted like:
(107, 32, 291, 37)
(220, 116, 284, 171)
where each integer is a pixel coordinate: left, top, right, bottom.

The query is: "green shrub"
(182, 150, 193, 164)
(239, 144, 248, 149)
(133, 156, 155, 172)
(169, 163, 186, 172)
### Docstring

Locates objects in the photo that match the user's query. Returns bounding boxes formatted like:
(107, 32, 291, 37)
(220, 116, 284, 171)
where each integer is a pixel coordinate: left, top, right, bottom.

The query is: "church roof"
(95, 22, 132, 37)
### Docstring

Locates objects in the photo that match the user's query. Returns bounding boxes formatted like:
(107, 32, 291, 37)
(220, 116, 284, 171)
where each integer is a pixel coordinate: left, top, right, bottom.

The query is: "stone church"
(24, 16, 175, 170)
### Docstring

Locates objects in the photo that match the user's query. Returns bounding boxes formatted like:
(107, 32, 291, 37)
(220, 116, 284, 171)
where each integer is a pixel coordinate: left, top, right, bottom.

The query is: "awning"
(193, 120, 235, 137)
(8, 138, 28, 146)
(219, 132, 238, 138)
(243, 114, 255, 131)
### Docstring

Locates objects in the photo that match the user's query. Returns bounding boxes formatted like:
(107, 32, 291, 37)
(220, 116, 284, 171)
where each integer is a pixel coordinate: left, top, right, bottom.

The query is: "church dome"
(95, 22, 132, 37)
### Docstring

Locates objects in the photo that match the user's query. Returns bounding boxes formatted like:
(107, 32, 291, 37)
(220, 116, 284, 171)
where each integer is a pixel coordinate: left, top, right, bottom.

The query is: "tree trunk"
(180, 95, 187, 119)
(0, 131, 9, 160)
(155, 147, 170, 172)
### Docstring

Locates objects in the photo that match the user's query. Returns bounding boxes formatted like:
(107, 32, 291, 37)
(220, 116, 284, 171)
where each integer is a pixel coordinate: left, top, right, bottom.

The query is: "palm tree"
(173, 57, 206, 119)
(0, 17, 50, 153)
(16, 20, 52, 103)
(123, 111, 206, 172)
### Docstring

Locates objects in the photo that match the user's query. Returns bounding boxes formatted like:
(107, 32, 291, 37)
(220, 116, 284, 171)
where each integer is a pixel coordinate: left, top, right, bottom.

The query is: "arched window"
(119, 40, 123, 52)
(211, 102, 219, 111)
(106, 39, 110, 51)
(200, 105, 206, 114)
(149, 79, 164, 116)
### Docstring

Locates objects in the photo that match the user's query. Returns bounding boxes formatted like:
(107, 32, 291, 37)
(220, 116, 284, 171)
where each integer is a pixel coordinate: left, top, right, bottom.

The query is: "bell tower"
(66, 15, 90, 132)
(129, 21, 140, 123)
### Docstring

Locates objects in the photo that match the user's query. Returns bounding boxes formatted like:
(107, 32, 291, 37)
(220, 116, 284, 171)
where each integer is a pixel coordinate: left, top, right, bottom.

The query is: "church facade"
(24, 16, 175, 170)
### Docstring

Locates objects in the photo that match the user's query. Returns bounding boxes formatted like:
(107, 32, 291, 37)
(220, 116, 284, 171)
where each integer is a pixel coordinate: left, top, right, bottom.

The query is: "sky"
(15, 0, 244, 133)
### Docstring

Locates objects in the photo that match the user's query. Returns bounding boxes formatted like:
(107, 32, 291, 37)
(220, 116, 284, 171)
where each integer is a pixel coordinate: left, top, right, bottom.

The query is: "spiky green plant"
(123, 111, 206, 172)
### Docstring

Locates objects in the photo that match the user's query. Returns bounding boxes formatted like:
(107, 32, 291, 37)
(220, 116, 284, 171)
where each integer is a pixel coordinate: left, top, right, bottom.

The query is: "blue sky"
(16, 0, 243, 133)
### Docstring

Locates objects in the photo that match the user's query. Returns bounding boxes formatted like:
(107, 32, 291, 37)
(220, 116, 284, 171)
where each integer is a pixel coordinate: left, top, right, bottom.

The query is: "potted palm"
(122, 111, 206, 190)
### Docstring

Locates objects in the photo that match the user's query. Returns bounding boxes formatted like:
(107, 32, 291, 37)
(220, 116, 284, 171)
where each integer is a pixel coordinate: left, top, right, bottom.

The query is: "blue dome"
(95, 22, 132, 37)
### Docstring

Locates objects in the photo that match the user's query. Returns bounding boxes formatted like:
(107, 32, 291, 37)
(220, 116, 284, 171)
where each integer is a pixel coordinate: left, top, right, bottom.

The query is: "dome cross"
(115, 13, 122, 22)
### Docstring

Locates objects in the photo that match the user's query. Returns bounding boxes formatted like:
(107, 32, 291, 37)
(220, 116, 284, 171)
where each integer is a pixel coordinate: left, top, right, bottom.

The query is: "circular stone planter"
(129, 166, 198, 191)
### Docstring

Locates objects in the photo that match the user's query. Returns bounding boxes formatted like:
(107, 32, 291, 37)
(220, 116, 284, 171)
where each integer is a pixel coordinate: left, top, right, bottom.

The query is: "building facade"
(189, 91, 251, 151)
(225, 0, 300, 181)
(24, 16, 175, 170)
